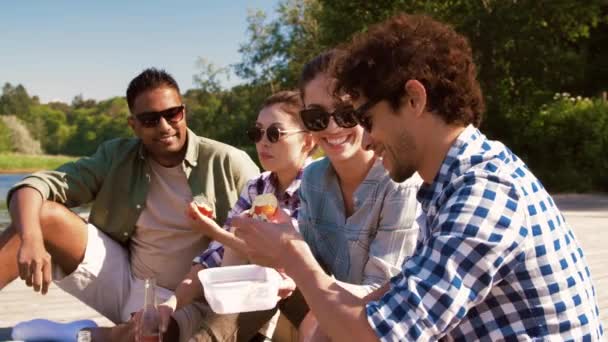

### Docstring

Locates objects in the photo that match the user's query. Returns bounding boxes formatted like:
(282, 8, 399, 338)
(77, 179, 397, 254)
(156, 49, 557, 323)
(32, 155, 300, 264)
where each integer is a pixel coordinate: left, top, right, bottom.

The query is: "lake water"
(0, 174, 27, 229)
(0, 174, 89, 230)
(0, 173, 27, 201)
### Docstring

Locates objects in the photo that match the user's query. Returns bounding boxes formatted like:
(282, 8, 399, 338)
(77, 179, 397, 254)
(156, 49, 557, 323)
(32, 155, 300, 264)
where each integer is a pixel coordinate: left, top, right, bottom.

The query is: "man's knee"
(39, 201, 71, 230)
(38, 201, 86, 238)
(37, 201, 88, 270)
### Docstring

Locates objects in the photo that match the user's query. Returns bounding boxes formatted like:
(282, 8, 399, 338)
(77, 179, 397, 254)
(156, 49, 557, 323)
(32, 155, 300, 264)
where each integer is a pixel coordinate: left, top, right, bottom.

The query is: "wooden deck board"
(1, 194, 607, 339)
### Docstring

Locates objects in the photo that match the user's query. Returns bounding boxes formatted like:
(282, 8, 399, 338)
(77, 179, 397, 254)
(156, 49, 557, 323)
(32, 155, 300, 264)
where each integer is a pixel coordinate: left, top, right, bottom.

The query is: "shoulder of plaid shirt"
(279, 125, 602, 342)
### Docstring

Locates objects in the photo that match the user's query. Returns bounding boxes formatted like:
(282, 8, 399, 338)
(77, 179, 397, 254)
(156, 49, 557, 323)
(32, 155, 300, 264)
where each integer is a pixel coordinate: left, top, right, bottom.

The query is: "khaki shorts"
(52, 223, 174, 323)
(52, 223, 292, 342)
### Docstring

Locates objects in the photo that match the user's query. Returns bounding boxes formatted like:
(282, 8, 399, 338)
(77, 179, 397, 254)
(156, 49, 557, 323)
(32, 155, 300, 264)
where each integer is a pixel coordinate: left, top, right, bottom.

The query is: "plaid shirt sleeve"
(366, 173, 528, 341)
(194, 181, 254, 268)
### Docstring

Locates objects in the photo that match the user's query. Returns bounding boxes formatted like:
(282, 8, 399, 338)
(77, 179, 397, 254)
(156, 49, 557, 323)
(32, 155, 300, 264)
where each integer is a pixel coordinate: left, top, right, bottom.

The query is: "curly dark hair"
(332, 14, 484, 127)
(126, 68, 181, 113)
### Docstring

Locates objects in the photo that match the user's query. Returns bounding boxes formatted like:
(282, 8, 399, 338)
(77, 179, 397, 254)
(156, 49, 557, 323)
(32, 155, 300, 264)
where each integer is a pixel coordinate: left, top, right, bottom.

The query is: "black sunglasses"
(133, 105, 185, 128)
(247, 125, 306, 143)
(352, 100, 378, 132)
(299, 104, 358, 132)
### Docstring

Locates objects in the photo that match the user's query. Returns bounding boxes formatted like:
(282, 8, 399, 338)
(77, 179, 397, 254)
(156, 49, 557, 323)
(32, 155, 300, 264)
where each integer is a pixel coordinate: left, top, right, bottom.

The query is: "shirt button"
(123, 232, 129, 237)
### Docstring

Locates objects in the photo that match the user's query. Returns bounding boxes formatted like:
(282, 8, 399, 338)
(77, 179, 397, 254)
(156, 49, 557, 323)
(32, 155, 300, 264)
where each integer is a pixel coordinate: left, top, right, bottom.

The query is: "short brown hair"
(332, 14, 484, 127)
(262, 90, 304, 123)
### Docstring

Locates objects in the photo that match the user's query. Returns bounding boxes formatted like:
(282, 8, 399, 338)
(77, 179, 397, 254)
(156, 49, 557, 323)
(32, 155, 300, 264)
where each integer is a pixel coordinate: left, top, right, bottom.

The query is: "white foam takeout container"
(199, 264, 282, 314)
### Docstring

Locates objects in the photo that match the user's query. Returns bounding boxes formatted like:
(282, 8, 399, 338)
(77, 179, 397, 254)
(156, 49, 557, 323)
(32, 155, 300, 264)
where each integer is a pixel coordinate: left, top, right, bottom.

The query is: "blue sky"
(0, 1, 278, 103)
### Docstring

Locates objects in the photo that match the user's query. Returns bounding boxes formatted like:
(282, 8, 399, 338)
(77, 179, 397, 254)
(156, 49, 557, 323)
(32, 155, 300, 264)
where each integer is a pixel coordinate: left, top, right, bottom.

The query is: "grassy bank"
(0, 153, 77, 173)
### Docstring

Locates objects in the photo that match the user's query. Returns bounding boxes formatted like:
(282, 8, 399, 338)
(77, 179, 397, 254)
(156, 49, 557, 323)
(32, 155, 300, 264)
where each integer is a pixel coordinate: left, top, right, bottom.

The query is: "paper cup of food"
(198, 265, 282, 314)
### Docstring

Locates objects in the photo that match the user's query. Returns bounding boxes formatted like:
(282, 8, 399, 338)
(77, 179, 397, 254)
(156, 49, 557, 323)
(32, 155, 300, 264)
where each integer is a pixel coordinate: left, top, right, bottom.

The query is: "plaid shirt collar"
(417, 124, 481, 214)
(258, 157, 313, 199)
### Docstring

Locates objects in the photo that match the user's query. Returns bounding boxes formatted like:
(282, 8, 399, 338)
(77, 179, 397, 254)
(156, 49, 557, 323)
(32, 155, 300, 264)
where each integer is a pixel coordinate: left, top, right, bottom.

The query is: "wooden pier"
(1, 194, 607, 340)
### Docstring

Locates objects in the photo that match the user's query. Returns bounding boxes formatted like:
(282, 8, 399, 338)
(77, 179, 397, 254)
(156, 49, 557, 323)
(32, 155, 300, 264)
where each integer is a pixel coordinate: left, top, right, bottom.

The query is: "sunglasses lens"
(334, 106, 357, 128)
(136, 105, 184, 127)
(163, 105, 185, 123)
(300, 109, 329, 131)
(247, 127, 263, 143)
(137, 113, 161, 128)
(266, 126, 281, 143)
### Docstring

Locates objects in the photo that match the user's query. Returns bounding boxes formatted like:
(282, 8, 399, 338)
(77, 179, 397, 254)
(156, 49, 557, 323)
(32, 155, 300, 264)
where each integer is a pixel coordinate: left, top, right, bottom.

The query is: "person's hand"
(231, 210, 302, 269)
(132, 296, 176, 341)
(276, 269, 296, 299)
(17, 233, 52, 294)
(298, 312, 331, 342)
(186, 202, 222, 239)
(156, 296, 177, 334)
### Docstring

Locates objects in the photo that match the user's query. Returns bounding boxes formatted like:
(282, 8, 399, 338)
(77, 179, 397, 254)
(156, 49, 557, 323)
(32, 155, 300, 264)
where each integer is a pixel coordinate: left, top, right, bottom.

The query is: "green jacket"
(8, 129, 260, 244)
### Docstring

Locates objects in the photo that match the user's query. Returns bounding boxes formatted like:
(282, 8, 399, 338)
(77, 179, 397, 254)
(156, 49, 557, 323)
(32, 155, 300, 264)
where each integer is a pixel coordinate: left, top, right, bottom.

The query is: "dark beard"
(388, 130, 417, 182)
(390, 163, 416, 182)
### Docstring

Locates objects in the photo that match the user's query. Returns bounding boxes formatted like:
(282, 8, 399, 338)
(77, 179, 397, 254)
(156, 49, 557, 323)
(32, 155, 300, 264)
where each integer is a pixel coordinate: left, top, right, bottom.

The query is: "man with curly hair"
(231, 14, 603, 341)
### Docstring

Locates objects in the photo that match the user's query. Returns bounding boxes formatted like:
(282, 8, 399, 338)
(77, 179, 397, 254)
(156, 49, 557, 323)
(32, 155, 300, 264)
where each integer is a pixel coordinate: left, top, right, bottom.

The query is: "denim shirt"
(299, 157, 421, 288)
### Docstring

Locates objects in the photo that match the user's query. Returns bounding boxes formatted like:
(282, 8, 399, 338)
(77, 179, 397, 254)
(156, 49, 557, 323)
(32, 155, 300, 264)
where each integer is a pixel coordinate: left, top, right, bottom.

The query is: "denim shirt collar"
(323, 157, 385, 210)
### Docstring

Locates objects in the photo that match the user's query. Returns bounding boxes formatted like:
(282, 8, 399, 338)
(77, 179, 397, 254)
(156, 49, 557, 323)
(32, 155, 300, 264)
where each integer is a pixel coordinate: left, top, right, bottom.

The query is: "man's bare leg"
(0, 201, 88, 290)
(0, 224, 21, 289)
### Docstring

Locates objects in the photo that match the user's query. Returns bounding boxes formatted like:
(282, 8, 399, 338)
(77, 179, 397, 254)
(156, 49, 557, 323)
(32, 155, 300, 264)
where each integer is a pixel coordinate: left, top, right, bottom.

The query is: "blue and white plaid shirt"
(366, 125, 603, 341)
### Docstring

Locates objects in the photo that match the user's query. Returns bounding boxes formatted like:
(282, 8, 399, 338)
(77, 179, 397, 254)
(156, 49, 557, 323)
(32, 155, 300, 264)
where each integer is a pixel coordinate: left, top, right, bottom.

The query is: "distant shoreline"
(0, 153, 77, 174)
(0, 169, 37, 174)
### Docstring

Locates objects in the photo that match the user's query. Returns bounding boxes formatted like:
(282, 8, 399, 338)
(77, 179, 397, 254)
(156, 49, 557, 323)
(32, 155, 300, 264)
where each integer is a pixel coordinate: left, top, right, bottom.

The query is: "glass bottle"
(141, 278, 161, 342)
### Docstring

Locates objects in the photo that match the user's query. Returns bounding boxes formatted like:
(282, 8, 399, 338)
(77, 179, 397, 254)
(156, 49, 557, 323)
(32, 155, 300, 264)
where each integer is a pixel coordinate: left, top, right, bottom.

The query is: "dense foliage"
(1, 0, 606, 191)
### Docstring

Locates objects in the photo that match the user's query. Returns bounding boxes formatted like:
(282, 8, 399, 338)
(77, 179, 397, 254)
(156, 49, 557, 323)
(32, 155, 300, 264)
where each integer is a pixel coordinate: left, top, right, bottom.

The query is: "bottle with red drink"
(141, 278, 161, 342)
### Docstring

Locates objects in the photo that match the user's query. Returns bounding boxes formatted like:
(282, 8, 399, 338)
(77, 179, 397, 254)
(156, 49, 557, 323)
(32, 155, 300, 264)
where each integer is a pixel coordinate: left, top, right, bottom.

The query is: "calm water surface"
(0, 174, 27, 229)
(0, 174, 89, 230)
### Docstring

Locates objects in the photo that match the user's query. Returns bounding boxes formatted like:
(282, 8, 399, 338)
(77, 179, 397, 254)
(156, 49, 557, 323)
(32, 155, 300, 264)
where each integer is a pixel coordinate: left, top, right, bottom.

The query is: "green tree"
(192, 57, 230, 93)
(29, 104, 72, 154)
(0, 83, 33, 116)
(0, 119, 13, 152)
(71, 94, 97, 110)
(235, 0, 322, 91)
(316, 0, 606, 138)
